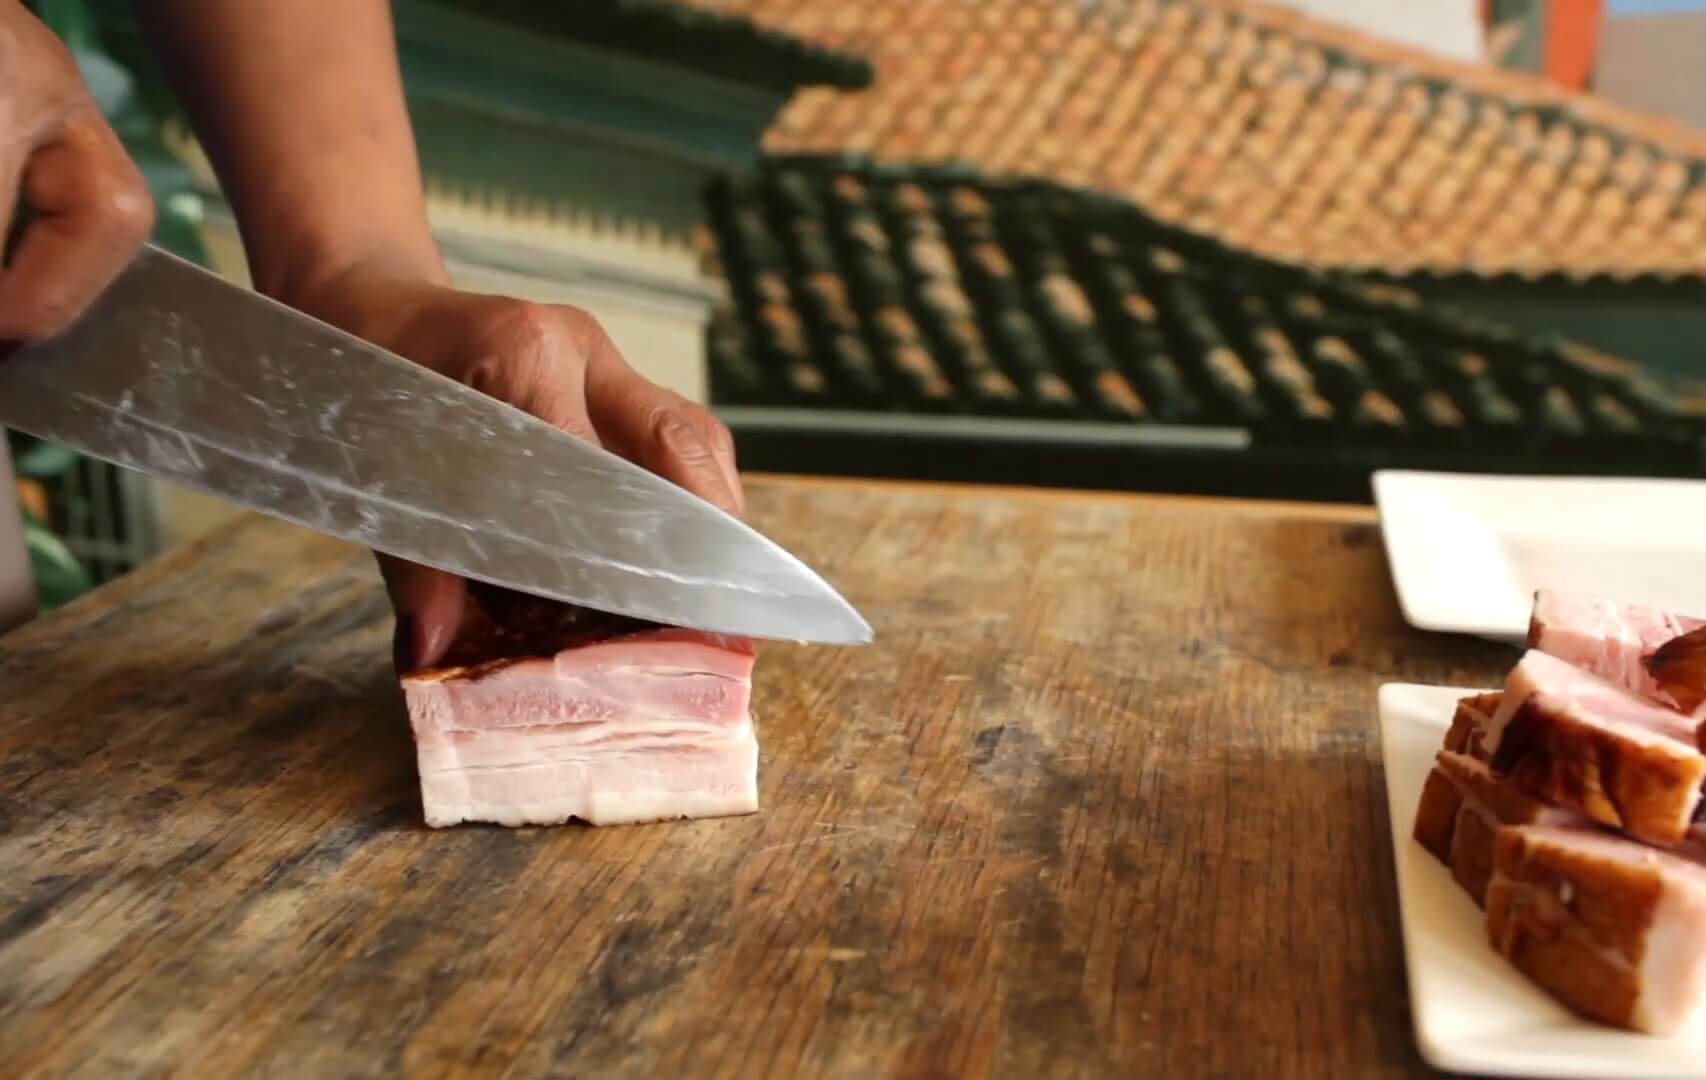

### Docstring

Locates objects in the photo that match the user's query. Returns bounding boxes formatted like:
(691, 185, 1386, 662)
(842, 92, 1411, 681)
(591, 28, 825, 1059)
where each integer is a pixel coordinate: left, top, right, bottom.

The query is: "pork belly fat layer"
(400, 623, 761, 829)
(416, 726, 759, 828)
(1486, 824, 1706, 1035)
(1485, 650, 1705, 845)
(1527, 590, 1705, 714)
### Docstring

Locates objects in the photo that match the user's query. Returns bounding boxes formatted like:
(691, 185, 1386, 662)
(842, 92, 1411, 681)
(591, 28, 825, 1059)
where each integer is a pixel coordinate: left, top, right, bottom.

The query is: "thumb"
(378, 554, 466, 672)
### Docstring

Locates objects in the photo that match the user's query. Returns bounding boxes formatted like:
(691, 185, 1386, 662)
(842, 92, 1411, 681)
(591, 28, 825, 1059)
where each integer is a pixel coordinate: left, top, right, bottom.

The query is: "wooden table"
(0, 476, 1509, 1078)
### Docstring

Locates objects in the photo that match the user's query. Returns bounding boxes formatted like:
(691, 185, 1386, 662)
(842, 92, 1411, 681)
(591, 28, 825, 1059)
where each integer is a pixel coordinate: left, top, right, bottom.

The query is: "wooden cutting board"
(0, 475, 1508, 1078)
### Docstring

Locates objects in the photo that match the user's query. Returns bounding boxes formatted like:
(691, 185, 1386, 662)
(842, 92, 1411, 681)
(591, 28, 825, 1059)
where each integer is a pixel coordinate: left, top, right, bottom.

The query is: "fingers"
(592, 365, 744, 517)
(376, 554, 466, 672)
(574, 313, 746, 517)
(0, 134, 27, 262)
(0, 102, 154, 342)
(458, 298, 602, 447)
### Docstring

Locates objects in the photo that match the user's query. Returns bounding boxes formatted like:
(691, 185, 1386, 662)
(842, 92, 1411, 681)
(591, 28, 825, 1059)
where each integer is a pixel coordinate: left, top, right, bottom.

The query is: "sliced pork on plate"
(1444, 691, 1499, 760)
(1528, 590, 1706, 717)
(1648, 626, 1706, 726)
(1487, 824, 1706, 1036)
(400, 584, 760, 828)
(1413, 750, 1589, 906)
(1409, 592, 1706, 1036)
(1484, 649, 1705, 846)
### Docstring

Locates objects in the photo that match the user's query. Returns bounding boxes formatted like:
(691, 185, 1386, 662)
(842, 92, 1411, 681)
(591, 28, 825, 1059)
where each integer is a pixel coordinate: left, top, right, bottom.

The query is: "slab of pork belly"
(1528, 591, 1706, 716)
(1486, 824, 1706, 1035)
(1444, 691, 1501, 760)
(400, 585, 759, 828)
(1414, 750, 1590, 906)
(1485, 649, 1705, 846)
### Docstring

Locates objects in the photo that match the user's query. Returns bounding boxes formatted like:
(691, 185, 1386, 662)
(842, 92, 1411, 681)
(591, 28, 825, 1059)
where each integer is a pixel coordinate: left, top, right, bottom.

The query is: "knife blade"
(0, 244, 872, 645)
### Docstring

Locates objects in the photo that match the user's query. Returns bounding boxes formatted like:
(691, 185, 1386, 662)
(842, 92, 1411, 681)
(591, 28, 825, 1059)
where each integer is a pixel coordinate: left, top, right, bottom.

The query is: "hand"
(282, 267, 745, 672)
(0, 2, 154, 343)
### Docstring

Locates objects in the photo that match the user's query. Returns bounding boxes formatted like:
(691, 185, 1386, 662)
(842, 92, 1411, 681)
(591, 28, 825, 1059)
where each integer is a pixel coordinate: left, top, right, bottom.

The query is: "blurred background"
(13, 0, 1706, 610)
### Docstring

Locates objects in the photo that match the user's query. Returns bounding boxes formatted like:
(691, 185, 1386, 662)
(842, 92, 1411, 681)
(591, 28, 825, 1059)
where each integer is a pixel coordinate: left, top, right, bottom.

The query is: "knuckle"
(556, 303, 607, 346)
(106, 172, 156, 242)
(688, 402, 736, 449)
(651, 405, 712, 458)
(709, 417, 736, 454)
(465, 346, 547, 402)
(480, 298, 563, 361)
(557, 304, 628, 366)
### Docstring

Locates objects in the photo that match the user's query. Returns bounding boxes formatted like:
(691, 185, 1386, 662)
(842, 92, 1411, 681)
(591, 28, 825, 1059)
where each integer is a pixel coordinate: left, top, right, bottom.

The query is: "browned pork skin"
(1486, 825, 1706, 1036)
(1444, 691, 1500, 761)
(1647, 624, 1706, 721)
(1485, 651, 1705, 847)
(1413, 750, 1588, 906)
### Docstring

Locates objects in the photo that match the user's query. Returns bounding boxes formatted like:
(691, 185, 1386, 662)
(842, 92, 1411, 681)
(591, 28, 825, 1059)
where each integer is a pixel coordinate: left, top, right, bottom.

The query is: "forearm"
(134, 1, 447, 318)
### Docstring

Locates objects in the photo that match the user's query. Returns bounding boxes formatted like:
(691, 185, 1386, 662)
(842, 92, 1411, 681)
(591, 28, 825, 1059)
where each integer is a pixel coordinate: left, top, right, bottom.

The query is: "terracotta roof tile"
(700, 157, 1700, 473)
(689, 0, 1706, 281)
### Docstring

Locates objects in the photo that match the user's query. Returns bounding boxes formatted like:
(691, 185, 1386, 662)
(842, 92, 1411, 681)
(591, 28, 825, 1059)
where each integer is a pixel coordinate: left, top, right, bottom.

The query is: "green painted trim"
(394, 0, 783, 175)
(1398, 276, 1706, 387)
(408, 100, 714, 236)
(440, 0, 872, 92)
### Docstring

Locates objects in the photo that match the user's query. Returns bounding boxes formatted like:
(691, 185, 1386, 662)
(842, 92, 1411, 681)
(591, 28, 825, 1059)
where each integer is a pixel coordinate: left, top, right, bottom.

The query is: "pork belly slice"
(1486, 825, 1706, 1035)
(1648, 626, 1706, 727)
(1484, 650, 1705, 846)
(400, 585, 759, 828)
(1444, 691, 1501, 760)
(1414, 750, 1589, 905)
(1528, 591, 1706, 716)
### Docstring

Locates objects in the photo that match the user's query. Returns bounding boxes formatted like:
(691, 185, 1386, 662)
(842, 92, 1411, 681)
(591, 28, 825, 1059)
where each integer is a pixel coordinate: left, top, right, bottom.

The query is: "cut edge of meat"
(1485, 650, 1705, 846)
(1647, 624, 1706, 720)
(1445, 691, 1501, 760)
(1527, 590, 1706, 718)
(417, 724, 760, 829)
(397, 590, 763, 830)
(1486, 824, 1706, 1036)
(1413, 749, 1590, 906)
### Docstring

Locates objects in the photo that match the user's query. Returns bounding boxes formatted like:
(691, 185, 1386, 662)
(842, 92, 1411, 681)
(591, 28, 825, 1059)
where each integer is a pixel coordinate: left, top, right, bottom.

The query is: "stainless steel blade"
(0, 245, 871, 645)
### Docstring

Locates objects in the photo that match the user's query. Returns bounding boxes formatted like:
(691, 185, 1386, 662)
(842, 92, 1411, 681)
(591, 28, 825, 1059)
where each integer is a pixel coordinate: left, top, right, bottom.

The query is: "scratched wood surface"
(0, 476, 1511, 1078)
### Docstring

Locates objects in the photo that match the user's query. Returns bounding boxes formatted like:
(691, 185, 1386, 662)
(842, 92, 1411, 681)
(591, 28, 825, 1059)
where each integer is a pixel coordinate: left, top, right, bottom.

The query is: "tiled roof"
(698, 157, 1700, 471)
(448, 0, 873, 93)
(688, 0, 1706, 281)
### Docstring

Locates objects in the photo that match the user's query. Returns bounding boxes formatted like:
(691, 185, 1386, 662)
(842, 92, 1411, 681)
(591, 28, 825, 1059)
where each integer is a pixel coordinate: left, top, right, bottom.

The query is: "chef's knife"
(0, 244, 871, 645)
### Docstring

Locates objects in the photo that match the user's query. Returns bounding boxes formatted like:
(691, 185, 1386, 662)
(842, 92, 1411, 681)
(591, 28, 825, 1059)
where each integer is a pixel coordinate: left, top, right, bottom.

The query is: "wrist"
(250, 226, 450, 340)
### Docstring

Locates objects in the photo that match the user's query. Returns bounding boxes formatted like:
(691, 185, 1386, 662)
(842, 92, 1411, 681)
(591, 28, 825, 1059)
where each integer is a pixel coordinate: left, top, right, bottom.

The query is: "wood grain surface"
(0, 476, 1510, 1078)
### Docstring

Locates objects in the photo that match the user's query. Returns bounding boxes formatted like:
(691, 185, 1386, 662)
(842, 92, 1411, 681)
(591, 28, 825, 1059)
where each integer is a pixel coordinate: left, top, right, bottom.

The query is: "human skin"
(0, 0, 745, 670)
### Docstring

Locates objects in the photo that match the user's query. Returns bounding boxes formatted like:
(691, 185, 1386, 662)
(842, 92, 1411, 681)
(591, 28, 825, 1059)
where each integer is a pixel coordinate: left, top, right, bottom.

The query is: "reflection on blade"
(0, 246, 872, 645)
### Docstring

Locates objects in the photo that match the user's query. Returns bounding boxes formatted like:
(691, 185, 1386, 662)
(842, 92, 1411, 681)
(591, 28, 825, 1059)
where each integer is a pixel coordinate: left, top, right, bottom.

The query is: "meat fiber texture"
(1528, 590, 1706, 718)
(1487, 825, 1706, 1036)
(399, 585, 759, 828)
(1484, 649, 1704, 847)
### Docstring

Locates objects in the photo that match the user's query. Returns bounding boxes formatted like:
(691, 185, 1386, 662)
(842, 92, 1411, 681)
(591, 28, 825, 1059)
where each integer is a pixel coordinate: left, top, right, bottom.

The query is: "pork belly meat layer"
(1485, 650, 1705, 846)
(400, 586, 759, 828)
(1486, 825, 1706, 1036)
(1528, 591, 1706, 716)
(1413, 750, 1588, 906)
(1444, 692, 1501, 761)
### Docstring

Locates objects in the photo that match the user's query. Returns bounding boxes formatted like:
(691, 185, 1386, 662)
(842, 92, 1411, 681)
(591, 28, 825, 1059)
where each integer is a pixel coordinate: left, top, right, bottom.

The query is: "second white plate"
(1380, 682, 1706, 1078)
(1372, 470, 1706, 644)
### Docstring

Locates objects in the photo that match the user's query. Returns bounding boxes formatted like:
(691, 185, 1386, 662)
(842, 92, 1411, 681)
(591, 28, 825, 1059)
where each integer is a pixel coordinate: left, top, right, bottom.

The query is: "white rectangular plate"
(1372, 470, 1706, 644)
(1379, 682, 1706, 1078)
